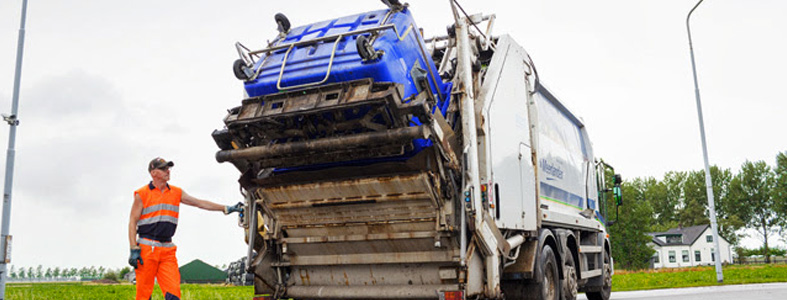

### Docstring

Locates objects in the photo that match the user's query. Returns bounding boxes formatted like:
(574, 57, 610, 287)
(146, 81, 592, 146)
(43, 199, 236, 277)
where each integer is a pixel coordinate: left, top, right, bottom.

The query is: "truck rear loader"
(212, 1, 623, 299)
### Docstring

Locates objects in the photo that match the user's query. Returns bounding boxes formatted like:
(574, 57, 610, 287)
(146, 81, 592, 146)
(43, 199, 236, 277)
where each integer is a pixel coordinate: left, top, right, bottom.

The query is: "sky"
(0, 0, 785, 270)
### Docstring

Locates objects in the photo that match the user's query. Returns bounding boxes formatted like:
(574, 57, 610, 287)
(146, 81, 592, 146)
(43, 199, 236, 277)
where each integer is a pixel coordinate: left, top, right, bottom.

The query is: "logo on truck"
(540, 158, 564, 179)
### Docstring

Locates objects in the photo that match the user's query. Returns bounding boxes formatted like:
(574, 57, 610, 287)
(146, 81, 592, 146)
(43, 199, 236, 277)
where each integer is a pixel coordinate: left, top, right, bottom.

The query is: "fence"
(733, 256, 787, 264)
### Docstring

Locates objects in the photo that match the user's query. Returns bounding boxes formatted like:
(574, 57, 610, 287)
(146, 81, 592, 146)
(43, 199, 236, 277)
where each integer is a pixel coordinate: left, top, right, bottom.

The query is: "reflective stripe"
(137, 215, 178, 226)
(141, 204, 179, 215)
(138, 238, 176, 248)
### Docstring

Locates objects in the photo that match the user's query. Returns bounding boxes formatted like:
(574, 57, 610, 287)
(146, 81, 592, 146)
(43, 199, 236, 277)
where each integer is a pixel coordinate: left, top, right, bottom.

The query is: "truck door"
(484, 39, 538, 231)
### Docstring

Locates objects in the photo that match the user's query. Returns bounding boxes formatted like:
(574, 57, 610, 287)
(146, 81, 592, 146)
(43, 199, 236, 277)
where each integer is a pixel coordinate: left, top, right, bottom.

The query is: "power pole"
(686, 0, 724, 283)
(0, 0, 29, 297)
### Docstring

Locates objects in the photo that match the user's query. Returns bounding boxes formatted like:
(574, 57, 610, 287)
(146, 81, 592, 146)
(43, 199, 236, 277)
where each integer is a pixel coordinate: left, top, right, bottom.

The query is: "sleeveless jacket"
(135, 182, 182, 243)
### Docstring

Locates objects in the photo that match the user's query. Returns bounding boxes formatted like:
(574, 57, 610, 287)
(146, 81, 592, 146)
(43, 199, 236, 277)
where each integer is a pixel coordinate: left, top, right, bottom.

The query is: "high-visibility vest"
(135, 182, 182, 243)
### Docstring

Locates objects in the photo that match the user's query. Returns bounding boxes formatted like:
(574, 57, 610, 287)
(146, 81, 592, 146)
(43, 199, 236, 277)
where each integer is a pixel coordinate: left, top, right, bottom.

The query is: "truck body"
(213, 2, 621, 300)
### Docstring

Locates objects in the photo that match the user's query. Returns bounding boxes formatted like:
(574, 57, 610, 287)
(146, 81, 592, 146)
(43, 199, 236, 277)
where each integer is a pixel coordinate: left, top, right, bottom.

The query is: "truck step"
(579, 245, 603, 254)
(580, 269, 602, 279)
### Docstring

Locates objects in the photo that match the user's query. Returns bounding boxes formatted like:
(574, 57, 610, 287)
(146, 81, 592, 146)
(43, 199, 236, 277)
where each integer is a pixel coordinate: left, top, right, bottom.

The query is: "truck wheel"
(253, 247, 278, 295)
(586, 250, 611, 300)
(523, 244, 560, 300)
(501, 280, 526, 300)
(562, 253, 577, 300)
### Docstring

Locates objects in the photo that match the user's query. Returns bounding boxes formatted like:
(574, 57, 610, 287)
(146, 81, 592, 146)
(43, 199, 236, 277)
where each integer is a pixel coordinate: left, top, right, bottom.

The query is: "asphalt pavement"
(578, 282, 787, 300)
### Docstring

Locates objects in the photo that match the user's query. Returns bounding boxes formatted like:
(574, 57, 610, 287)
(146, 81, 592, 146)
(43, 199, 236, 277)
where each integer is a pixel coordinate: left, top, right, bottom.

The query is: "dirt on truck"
(213, 1, 622, 300)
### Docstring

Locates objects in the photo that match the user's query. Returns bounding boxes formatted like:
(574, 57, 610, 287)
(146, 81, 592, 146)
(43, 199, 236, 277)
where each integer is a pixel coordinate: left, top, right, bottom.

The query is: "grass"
(6, 282, 253, 300)
(612, 264, 787, 291)
(8, 265, 787, 298)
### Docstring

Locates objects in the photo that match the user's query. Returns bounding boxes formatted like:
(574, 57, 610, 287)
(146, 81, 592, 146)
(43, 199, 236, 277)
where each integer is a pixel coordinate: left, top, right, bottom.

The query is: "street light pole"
(0, 0, 29, 297)
(687, 0, 724, 283)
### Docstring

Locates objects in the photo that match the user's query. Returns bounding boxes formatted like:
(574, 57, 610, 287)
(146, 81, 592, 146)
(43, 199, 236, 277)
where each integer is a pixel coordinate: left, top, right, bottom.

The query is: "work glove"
(129, 246, 143, 269)
(224, 202, 244, 215)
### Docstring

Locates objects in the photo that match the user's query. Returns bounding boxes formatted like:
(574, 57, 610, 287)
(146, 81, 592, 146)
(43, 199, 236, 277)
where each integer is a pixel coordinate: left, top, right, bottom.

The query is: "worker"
(128, 157, 243, 300)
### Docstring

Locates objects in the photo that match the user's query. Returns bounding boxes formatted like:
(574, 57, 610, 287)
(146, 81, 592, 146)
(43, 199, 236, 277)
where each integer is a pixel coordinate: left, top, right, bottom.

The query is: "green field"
(8, 265, 787, 299)
(612, 264, 787, 291)
(6, 282, 253, 300)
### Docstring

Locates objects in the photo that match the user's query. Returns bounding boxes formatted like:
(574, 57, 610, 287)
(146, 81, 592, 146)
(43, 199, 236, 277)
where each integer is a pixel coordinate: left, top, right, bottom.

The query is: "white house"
(648, 224, 733, 268)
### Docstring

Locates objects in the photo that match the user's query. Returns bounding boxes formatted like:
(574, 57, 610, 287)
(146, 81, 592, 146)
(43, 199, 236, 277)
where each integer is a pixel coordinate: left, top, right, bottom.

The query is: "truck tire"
(586, 250, 611, 300)
(562, 252, 577, 300)
(501, 280, 525, 300)
(253, 247, 278, 296)
(522, 244, 560, 300)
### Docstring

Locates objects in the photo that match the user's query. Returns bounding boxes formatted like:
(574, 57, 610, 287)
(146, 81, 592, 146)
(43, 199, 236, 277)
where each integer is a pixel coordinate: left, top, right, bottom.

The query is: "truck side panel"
(533, 90, 592, 216)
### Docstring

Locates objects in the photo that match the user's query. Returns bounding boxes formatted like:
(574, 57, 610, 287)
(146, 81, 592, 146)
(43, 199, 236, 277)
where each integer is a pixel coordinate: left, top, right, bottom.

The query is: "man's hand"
(224, 202, 244, 215)
(129, 246, 143, 269)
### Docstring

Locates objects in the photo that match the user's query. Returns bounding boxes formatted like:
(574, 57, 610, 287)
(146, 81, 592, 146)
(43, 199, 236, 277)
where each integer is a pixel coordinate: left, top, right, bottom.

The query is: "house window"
(669, 251, 676, 263)
(695, 250, 701, 262)
(682, 250, 690, 262)
(706, 235, 712, 243)
(653, 251, 660, 263)
(666, 235, 682, 244)
(711, 249, 715, 262)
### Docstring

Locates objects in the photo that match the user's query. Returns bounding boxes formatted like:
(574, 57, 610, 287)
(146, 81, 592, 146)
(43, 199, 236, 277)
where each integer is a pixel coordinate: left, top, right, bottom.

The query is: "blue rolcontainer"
(216, 6, 453, 172)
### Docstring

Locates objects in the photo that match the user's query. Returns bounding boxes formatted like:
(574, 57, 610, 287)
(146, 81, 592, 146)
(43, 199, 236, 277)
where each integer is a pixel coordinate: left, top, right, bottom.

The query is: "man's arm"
(128, 193, 144, 248)
(181, 191, 226, 212)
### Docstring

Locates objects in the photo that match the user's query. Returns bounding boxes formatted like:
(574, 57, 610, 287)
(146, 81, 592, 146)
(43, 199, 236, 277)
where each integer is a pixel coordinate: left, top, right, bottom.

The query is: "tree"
(18, 268, 25, 280)
(53, 267, 61, 279)
(773, 152, 787, 240)
(45, 267, 52, 279)
(119, 267, 131, 280)
(103, 270, 119, 282)
(650, 171, 685, 231)
(26, 267, 33, 280)
(679, 166, 743, 245)
(707, 166, 745, 245)
(609, 178, 655, 270)
(730, 160, 780, 263)
(679, 170, 710, 227)
(35, 265, 42, 280)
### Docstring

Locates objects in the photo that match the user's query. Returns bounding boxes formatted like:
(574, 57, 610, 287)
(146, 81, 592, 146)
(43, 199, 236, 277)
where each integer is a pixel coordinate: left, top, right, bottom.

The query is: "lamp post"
(0, 0, 29, 297)
(687, 0, 723, 283)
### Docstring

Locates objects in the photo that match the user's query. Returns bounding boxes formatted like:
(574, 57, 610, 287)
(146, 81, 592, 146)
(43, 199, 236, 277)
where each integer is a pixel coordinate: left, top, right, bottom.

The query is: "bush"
(735, 246, 787, 257)
(102, 271, 119, 282)
(119, 267, 131, 280)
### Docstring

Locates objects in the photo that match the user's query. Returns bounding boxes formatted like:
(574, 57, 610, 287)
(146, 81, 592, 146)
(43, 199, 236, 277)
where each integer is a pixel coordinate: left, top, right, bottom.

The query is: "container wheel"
(356, 35, 377, 61)
(275, 13, 290, 33)
(233, 59, 249, 81)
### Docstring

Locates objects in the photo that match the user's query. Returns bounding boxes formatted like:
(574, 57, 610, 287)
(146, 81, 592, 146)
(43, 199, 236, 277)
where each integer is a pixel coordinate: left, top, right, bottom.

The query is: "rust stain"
(369, 266, 377, 285)
(343, 271, 350, 286)
(299, 269, 311, 286)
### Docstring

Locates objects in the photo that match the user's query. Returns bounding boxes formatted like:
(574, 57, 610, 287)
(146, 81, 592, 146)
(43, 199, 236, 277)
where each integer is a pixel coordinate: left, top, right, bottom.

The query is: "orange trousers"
(135, 243, 181, 300)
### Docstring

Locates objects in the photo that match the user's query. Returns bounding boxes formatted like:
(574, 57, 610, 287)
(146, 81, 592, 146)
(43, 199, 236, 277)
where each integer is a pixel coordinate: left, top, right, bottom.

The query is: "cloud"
(13, 70, 145, 213)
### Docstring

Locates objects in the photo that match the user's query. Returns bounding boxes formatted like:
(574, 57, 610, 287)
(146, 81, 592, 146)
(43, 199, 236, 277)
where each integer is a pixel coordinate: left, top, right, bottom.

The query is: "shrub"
(102, 271, 119, 282)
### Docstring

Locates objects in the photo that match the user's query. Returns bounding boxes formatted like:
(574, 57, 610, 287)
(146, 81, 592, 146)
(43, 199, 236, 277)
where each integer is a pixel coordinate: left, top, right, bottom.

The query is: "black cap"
(148, 157, 174, 172)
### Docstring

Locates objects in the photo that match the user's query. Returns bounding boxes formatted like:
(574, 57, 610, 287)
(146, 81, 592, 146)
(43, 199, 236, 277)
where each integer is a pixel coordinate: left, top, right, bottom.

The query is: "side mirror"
(613, 173, 622, 206)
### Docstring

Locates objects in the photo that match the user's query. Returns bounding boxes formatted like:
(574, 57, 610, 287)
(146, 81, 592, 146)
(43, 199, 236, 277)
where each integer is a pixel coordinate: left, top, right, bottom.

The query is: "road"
(578, 282, 787, 300)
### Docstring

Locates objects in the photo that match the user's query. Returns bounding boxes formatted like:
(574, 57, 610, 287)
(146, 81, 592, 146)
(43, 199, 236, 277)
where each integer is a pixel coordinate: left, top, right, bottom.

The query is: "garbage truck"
(212, 1, 622, 299)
